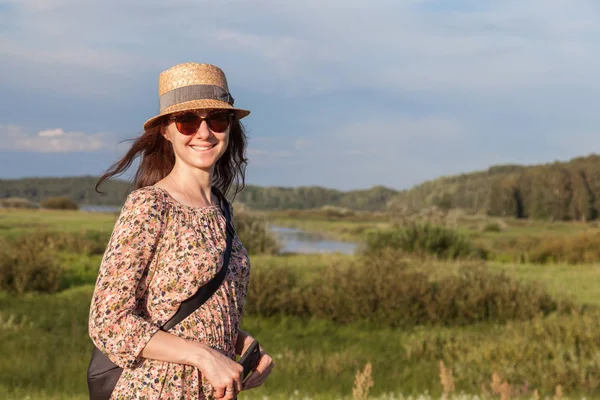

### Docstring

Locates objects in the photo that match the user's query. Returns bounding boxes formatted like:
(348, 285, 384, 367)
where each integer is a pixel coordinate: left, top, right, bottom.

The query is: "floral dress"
(89, 186, 251, 399)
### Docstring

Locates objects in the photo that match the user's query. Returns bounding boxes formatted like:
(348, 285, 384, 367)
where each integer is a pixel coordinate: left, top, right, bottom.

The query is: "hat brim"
(143, 99, 251, 131)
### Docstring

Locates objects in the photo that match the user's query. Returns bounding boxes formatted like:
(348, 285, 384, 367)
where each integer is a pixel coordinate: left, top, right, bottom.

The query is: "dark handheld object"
(239, 340, 261, 381)
(87, 188, 234, 400)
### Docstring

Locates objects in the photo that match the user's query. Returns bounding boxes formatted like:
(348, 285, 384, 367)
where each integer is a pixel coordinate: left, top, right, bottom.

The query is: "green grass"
(0, 286, 432, 398)
(0, 209, 116, 238)
(4, 286, 597, 399)
(396, 258, 600, 308)
(2, 286, 599, 399)
(3, 208, 600, 398)
(250, 253, 354, 282)
(490, 261, 600, 307)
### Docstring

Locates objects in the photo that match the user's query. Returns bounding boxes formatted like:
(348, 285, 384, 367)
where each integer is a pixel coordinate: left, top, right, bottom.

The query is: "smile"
(190, 144, 217, 151)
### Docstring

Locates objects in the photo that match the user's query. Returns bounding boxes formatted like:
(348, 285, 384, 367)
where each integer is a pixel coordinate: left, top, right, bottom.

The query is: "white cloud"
(3, 0, 600, 98)
(2, 0, 600, 189)
(246, 115, 467, 169)
(0, 125, 110, 153)
(38, 128, 64, 137)
(197, 0, 600, 96)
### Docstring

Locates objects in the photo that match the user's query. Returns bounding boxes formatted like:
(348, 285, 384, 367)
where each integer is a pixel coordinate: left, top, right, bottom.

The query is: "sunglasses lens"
(207, 112, 232, 133)
(175, 113, 201, 135)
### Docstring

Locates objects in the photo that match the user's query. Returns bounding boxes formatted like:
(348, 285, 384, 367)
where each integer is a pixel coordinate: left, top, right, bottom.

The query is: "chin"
(190, 160, 218, 171)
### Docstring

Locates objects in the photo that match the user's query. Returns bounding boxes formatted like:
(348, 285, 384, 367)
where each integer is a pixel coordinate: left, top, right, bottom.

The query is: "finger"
(235, 369, 244, 394)
(255, 363, 274, 383)
(254, 354, 273, 373)
(243, 363, 266, 389)
(242, 371, 260, 389)
(213, 387, 226, 399)
(242, 354, 274, 390)
(225, 386, 236, 399)
(244, 363, 273, 389)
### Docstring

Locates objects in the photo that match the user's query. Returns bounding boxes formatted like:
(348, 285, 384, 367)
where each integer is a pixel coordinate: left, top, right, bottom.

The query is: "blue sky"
(1, 0, 599, 190)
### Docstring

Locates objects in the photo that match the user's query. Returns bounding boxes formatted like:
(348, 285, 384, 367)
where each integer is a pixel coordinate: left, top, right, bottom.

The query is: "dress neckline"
(149, 186, 220, 212)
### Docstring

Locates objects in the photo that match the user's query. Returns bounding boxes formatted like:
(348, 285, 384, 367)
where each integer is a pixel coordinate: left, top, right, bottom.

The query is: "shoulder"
(121, 186, 168, 217)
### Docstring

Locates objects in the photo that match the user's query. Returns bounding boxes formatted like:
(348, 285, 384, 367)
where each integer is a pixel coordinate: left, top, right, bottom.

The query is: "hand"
(241, 343, 275, 391)
(192, 345, 244, 400)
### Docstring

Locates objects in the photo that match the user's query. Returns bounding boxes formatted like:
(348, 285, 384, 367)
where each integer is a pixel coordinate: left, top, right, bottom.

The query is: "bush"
(40, 197, 79, 210)
(0, 197, 37, 209)
(0, 235, 64, 294)
(243, 262, 304, 316)
(481, 222, 502, 232)
(318, 205, 356, 218)
(363, 223, 487, 260)
(12, 230, 109, 256)
(404, 311, 600, 393)
(244, 249, 575, 327)
(489, 230, 600, 264)
(233, 210, 280, 255)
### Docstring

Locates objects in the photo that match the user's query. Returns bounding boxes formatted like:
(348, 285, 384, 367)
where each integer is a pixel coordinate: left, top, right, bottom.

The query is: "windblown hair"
(95, 116, 248, 199)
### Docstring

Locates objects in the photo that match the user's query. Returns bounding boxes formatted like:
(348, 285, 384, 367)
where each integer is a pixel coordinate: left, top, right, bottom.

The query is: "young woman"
(89, 63, 273, 399)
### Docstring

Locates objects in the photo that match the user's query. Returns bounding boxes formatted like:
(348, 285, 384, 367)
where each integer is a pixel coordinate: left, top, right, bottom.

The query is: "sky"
(1, 0, 599, 191)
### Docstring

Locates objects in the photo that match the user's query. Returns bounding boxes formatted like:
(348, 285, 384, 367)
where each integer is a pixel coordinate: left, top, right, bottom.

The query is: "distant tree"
(487, 177, 521, 218)
(5, 153, 600, 219)
(434, 193, 453, 211)
(40, 197, 79, 210)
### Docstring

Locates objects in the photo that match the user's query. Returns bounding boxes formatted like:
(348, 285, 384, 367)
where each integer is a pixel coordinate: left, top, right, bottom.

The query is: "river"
(79, 206, 358, 255)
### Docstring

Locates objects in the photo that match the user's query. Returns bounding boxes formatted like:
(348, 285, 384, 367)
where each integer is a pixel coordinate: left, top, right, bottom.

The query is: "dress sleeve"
(88, 188, 166, 369)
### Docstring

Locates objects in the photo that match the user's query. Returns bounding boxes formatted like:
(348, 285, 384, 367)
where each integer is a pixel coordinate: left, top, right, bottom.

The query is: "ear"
(159, 123, 170, 142)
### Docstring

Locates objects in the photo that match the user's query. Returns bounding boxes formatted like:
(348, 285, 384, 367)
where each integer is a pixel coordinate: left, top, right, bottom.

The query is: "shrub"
(0, 197, 37, 209)
(0, 235, 64, 294)
(244, 249, 575, 327)
(40, 197, 78, 210)
(319, 205, 356, 218)
(233, 210, 280, 255)
(481, 222, 502, 232)
(243, 262, 304, 316)
(13, 230, 109, 256)
(363, 223, 487, 260)
(489, 230, 600, 264)
(404, 311, 600, 393)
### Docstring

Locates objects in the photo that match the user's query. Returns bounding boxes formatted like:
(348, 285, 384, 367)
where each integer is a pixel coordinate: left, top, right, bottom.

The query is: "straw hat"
(143, 63, 250, 130)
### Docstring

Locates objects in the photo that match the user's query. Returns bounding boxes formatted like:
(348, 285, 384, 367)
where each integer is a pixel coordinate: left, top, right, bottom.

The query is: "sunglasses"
(169, 111, 233, 135)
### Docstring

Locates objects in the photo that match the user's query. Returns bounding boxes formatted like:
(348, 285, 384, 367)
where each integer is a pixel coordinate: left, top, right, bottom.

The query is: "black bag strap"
(160, 188, 234, 332)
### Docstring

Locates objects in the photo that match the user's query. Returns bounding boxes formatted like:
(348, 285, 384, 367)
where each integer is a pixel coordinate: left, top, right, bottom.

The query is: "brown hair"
(95, 116, 248, 199)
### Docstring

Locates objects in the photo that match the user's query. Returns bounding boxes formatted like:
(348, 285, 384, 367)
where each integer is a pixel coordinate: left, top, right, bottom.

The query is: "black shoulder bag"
(87, 189, 234, 400)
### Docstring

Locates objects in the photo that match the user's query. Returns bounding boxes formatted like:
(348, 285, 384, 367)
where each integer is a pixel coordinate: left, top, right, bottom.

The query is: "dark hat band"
(159, 85, 235, 112)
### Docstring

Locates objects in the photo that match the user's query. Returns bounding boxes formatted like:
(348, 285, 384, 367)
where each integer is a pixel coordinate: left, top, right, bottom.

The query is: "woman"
(89, 62, 273, 399)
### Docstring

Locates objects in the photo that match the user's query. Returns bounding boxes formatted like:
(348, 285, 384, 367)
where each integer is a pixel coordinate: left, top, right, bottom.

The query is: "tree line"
(0, 176, 398, 211)
(3, 153, 600, 220)
(389, 154, 600, 221)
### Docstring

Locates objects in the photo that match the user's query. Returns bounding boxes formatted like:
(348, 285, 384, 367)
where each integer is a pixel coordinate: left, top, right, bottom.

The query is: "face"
(161, 109, 231, 172)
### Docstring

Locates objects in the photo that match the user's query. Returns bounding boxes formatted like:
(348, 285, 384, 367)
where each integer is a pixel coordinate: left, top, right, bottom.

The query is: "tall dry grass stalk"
(480, 372, 511, 400)
(352, 362, 374, 400)
(439, 360, 455, 397)
(553, 384, 563, 400)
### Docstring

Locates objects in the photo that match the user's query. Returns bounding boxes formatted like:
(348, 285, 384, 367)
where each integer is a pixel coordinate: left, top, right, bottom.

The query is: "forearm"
(140, 330, 213, 367)
(235, 329, 254, 356)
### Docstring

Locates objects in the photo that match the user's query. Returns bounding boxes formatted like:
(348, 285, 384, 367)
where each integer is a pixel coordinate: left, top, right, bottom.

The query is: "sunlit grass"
(0, 208, 117, 237)
(3, 208, 600, 398)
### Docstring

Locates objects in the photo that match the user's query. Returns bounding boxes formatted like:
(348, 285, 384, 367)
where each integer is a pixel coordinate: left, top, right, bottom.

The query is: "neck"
(169, 164, 214, 203)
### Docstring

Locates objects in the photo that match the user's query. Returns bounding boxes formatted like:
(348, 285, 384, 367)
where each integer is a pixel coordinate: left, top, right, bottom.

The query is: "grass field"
(1, 208, 600, 399)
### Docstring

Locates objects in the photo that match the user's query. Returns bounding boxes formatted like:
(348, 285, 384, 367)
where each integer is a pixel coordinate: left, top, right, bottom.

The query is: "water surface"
(270, 225, 358, 255)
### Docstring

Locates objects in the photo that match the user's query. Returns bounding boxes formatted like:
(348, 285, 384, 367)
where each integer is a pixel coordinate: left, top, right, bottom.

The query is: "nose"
(195, 121, 212, 139)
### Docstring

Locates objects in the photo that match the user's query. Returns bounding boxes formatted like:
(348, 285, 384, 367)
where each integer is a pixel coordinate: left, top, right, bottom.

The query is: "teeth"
(191, 145, 213, 150)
